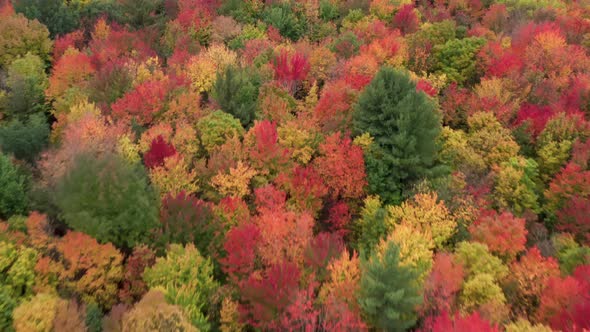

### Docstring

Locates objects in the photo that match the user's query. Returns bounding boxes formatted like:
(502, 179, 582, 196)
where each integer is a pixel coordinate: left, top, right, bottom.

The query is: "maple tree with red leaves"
(143, 135, 177, 169)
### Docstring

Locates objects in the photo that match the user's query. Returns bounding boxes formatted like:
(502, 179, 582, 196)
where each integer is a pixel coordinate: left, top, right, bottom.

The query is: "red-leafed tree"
(514, 104, 555, 139)
(144, 135, 177, 169)
(469, 209, 527, 260)
(537, 265, 590, 330)
(314, 81, 357, 133)
(111, 79, 170, 125)
(221, 223, 261, 284)
(52, 30, 85, 63)
(240, 262, 301, 329)
(393, 5, 419, 35)
(557, 195, 590, 245)
(422, 253, 465, 317)
(508, 247, 560, 318)
(245, 120, 290, 177)
(326, 201, 352, 236)
(314, 133, 367, 200)
(304, 232, 344, 280)
(275, 165, 328, 216)
(273, 51, 310, 93)
(425, 311, 500, 332)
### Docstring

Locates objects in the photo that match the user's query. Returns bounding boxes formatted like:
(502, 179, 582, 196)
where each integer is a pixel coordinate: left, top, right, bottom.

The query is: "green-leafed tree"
(0, 113, 49, 162)
(2, 53, 48, 120)
(353, 67, 445, 204)
(0, 153, 28, 219)
(54, 153, 159, 249)
(0, 13, 52, 68)
(433, 37, 486, 85)
(358, 240, 422, 331)
(143, 244, 218, 331)
(212, 65, 259, 128)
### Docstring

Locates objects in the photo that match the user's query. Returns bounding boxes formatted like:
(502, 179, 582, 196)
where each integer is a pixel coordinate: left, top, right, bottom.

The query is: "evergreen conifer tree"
(354, 67, 445, 204)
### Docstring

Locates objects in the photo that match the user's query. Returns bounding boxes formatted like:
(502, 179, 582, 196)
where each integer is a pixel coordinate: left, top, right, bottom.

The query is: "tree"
(119, 245, 156, 304)
(143, 244, 218, 331)
(212, 65, 259, 128)
(12, 293, 65, 332)
(433, 37, 486, 85)
(196, 111, 244, 154)
(156, 192, 220, 258)
(427, 311, 500, 332)
(0, 242, 37, 299)
(53, 231, 123, 309)
(0, 153, 28, 219)
(122, 290, 197, 332)
(0, 13, 52, 68)
(353, 67, 445, 204)
(422, 253, 465, 317)
(2, 53, 48, 120)
(387, 192, 456, 249)
(358, 240, 422, 331)
(469, 210, 527, 260)
(14, 0, 80, 37)
(54, 153, 159, 249)
(313, 133, 367, 200)
(110, 79, 169, 126)
(507, 247, 560, 318)
(0, 288, 16, 331)
(0, 113, 49, 162)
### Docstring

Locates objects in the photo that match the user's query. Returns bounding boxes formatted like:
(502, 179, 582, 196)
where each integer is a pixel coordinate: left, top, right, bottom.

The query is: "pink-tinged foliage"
(422, 253, 465, 317)
(321, 296, 368, 332)
(274, 282, 320, 331)
(111, 79, 169, 125)
(216, 196, 250, 226)
(242, 39, 273, 66)
(222, 223, 260, 284)
(416, 79, 438, 97)
(273, 51, 310, 91)
(514, 104, 554, 139)
(89, 25, 155, 69)
(247, 120, 290, 173)
(482, 4, 508, 32)
(314, 81, 356, 132)
(546, 162, 590, 218)
(304, 232, 344, 276)
(254, 184, 287, 213)
(393, 5, 419, 35)
(557, 195, 590, 245)
(469, 209, 527, 259)
(254, 203, 314, 266)
(425, 311, 500, 332)
(241, 262, 301, 328)
(314, 133, 366, 200)
(53, 30, 85, 62)
(143, 135, 177, 169)
(538, 265, 590, 331)
(326, 201, 352, 236)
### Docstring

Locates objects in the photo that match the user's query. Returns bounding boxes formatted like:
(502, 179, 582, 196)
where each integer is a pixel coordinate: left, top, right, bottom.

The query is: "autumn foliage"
(2, 0, 590, 331)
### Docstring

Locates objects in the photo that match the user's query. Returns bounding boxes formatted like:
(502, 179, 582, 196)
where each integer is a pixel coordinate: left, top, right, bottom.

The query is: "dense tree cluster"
(1, 0, 590, 330)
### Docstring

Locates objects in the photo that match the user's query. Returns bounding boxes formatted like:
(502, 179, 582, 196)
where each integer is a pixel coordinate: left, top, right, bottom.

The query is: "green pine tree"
(358, 240, 423, 331)
(353, 67, 446, 205)
(212, 65, 259, 128)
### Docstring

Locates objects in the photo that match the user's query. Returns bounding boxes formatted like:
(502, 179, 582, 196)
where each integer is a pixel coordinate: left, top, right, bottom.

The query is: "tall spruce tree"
(358, 240, 422, 331)
(212, 65, 259, 128)
(353, 67, 445, 204)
